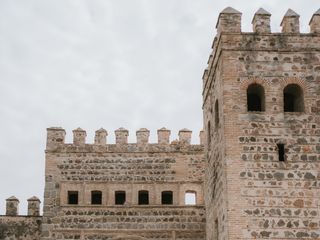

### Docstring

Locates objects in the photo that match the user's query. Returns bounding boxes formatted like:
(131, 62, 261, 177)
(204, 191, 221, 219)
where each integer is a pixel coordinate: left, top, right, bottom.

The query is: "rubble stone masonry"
(203, 7, 320, 240)
(1, 6, 319, 240)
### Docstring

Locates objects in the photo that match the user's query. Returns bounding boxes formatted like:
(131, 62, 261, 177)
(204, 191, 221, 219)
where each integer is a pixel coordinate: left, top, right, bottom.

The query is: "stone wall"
(42, 128, 205, 240)
(0, 216, 42, 240)
(203, 7, 320, 240)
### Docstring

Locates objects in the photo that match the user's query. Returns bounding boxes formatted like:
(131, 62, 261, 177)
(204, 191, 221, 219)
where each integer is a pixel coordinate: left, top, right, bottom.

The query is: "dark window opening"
(215, 100, 219, 128)
(215, 218, 219, 239)
(115, 191, 126, 205)
(91, 191, 102, 205)
(284, 84, 304, 112)
(247, 84, 265, 112)
(161, 191, 173, 205)
(138, 190, 149, 205)
(68, 191, 78, 205)
(207, 121, 211, 148)
(277, 144, 285, 162)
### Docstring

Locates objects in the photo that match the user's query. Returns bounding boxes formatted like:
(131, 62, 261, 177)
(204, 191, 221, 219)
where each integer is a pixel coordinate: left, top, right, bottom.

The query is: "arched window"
(283, 84, 304, 112)
(161, 191, 173, 205)
(247, 84, 265, 112)
(185, 191, 196, 205)
(215, 100, 219, 128)
(138, 190, 149, 205)
(91, 191, 102, 205)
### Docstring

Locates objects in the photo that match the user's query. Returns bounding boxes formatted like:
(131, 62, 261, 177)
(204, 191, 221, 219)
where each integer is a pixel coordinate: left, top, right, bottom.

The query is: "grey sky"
(0, 0, 318, 214)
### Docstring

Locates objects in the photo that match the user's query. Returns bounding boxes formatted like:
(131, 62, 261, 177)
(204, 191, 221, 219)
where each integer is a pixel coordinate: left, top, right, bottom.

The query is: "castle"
(0, 7, 319, 240)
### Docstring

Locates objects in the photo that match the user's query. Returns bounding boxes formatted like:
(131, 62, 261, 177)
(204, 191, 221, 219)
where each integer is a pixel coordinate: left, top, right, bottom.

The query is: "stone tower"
(203, 7, 320, 240)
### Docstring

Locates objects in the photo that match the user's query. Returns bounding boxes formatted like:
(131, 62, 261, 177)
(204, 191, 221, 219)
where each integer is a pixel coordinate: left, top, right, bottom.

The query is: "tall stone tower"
(203, 7, 320, 240)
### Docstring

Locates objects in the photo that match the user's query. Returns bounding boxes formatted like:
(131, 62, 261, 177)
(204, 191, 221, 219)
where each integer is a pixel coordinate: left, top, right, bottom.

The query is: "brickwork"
(42, 128, 205, 240)
(1, 6, 319, 240)
(203, 7, 320, 240)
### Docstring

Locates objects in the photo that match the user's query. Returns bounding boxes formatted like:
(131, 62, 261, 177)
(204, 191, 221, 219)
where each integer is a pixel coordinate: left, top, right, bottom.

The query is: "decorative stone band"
(46, 127, 204, 150)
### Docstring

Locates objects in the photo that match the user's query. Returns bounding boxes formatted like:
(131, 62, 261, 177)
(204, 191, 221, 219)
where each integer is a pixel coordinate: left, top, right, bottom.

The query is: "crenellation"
(309, 9, 320, 33)
(136, 128, 150, 145)
(46, 127, 66, 150)
(115, 127, 128, 144)
(94, 128, 108, 145)
(252, 8, 271, 33)
(157, 127, 171, 144)
(281, 9, 300, 33)
(27, 196, 41, 216)
(216, 7, 242, 34)
(178, 128, 192, 144)
(72, 127, 86, 146)
(5, 196, 19, 216)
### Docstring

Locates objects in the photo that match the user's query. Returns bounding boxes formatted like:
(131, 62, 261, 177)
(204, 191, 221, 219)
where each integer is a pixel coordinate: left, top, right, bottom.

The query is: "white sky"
(0, 0, 318, 214)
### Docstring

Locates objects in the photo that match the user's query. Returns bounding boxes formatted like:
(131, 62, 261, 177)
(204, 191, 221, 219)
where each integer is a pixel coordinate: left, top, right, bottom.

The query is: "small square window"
(68, 191, 79, 205)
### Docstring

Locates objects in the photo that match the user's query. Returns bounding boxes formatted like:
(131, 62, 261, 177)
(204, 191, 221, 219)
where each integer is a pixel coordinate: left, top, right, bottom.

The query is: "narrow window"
(68, 191, 79, 205)
(115, 191, 126, 205)
(138, 190, 149, 205)
(215, 218, 219, 239)
(215, 100, 219, 128)
(161, 191, 173, 205)
(185, 191, 196, 205)
(207, 121, 211, 147)
(247, 84, 265, 112)
(277, 144, 285, 162)
(284, 84, 304, 112)
(91, 191, 102, 205)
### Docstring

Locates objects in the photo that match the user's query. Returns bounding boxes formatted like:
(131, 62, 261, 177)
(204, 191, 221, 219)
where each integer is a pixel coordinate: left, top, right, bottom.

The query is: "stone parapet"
(46, 127, 204, 152)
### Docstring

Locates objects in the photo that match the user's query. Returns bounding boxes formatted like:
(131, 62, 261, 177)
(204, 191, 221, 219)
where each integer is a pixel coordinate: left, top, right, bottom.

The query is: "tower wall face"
(204, 29, 320, 239)
(42, 131, 205, 240)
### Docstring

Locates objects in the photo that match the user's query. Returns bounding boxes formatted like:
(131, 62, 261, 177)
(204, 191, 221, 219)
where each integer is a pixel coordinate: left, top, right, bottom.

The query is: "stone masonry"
(0, 6, 319, 240)
(203, 7, 320, 240)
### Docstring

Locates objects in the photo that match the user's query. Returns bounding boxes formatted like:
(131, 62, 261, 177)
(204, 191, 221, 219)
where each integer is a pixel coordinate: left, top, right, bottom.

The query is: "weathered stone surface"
(203, 6, 320, 240)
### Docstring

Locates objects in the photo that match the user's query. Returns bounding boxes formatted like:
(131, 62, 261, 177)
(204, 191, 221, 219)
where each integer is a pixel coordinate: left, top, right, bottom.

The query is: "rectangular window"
(277, 144, 285, 162)
(91, 191, 102, 205)
(115, 191, 126, 205)
(138, 191, 149, 205)
(161, 191, 173, 205)
(68, 191, 79, 205)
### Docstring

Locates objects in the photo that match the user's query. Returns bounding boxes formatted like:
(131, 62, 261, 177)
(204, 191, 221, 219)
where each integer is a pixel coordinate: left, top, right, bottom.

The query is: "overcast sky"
(0, 0, 318, 214)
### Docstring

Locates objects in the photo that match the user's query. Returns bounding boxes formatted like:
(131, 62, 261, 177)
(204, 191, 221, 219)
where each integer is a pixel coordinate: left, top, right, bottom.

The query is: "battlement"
(215, 7, 320, 34)
(46, 127, 205, 152)
(202, 7, 320, 97)
(2, 196, 41, 217)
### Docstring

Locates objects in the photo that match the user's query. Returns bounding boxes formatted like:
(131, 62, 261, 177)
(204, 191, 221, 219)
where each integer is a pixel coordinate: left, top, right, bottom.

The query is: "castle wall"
(203, 55, 229, 240)
(42, 128, 205, 240)
(0, 216, 42, 240)
(203, 8, 320, 240)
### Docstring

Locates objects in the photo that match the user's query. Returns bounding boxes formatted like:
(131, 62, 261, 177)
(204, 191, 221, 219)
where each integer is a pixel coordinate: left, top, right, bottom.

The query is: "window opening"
(185, 191, 196, 205)
(284, 84, 304, 112)
(207, 121, 211, 147)
(277, 144, 285, 162)
(138, 190, 149, 205)
(247, 84, 265, 112)
(115, 191, 126, 205)
(215, 100, 219, 128)
(68, 191, 79, 205)
(91, 191, 102, 205)
(161, 191, 173, 205)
